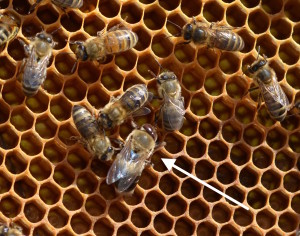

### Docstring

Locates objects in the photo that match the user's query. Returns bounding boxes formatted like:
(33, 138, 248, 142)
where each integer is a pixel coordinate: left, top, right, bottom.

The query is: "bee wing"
(261, 78, 289, 107)
(131, 107, 151, 117)
(162, 97, 185, 130)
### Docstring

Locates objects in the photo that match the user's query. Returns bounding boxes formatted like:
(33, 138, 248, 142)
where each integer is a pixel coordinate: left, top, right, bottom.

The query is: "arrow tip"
(161, 158, 176, 171)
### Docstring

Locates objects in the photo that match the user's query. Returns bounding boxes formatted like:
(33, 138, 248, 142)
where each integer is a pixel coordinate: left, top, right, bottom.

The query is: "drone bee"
(98, 84, 152, 129)
(72, 105, 114, 161)
(106, 124, 159, 193)
(0, 223, 23, 236)
(74, 26, 138, 62)
(170, 18, 244, 52)
(0, 13, 19, 47)
(20, 31, 55, 96)
(247, 47, 290, 122)
(29, 0, 83, 13)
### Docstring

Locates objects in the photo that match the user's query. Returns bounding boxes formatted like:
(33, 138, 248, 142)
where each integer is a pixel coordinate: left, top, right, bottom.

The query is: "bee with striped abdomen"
(0, 223, 23, 236)
(72, 105, 114, 161)
(0, 12, 19, 47)
(247, 47, 290, 122)
(98, 84, 152, 129)
(74, 25, 138, 62)
(29, 0, 83, 13)
(20, 31, 55, 96)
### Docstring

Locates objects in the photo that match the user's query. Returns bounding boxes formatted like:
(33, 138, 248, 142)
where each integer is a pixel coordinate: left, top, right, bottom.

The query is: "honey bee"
(72, 105, 114, 161)
(0, 12, 19, 47)
(247, 47, 290, 122)
(73, 26, 138, 62)
(0, 223, 23, 236)
(106, 124, 159, 193)
(98, 84, 152, 129)
(20, 31, 55, 96)
(170, 18, 244, 52)
(29, 0, 83, 13)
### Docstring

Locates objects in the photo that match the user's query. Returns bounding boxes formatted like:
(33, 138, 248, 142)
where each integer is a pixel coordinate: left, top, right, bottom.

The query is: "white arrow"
(161, 158, 249, 211)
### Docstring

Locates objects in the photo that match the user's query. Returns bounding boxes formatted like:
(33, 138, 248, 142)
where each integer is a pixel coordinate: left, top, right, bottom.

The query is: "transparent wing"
(162, 97, 185, 130)
(132, 107, 151, 117)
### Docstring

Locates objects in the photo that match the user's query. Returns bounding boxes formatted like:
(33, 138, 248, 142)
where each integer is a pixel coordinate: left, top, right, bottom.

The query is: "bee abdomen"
(215, 30, 244, 51)
(104, 30, 138, 54)
(52, 0, 83, 8)
(22, 82, 39, 97)
(120, 84, 148, 112)
(264, 92, 287, 122)
(72, 105, 98, 139)
(162, 106, 184, 131)
(0, 25, 11, 46)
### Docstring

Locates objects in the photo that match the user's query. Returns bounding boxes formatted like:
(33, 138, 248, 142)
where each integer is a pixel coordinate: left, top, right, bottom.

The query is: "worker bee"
(73, 26, 138, 62)
(72, 105, 114, 161)
(20, 31, 55, 96)
(0, 12, 19, 47)
(98, 84, 152, 129)
(106, 124, 159, 193)
(29, 0, 83, 13)
(0, 223, 23, 236)
(170, 17, 244, 52)
(247, 47, 290, 122)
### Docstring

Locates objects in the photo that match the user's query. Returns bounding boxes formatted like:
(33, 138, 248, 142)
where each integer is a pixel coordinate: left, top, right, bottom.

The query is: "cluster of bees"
(0, 0, 299, 235)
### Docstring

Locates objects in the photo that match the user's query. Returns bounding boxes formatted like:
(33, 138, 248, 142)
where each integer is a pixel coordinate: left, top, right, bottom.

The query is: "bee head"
(98, 113, 113, 129)
(37, 32, 53, 44)
(100, 146, 114, 161)
(2, 225, 9, 233)
(75, 43, 88, 61)
(141, 124, 157, 142)
(183, 23, 193, 40)
(157, 72, 177, 84)
(248, 59, 267, 74)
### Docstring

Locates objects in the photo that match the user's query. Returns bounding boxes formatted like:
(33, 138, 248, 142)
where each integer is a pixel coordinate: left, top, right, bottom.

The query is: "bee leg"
(242, 86, 259, 98)
(257, 93, 262, 110)
(155, 141, 166, 151)
(111, 138, 124, 150)
(28, 0, 43, 14)
(130, 119, 138, 129)
(154, 109, 161, 125)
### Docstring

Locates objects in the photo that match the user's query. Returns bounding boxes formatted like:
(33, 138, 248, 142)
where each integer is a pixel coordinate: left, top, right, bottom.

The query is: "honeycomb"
(0, 0, 299, 235)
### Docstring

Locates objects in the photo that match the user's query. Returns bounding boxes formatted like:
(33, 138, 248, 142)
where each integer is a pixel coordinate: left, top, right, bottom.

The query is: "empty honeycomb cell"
(243, 124, 264, 147)
(0, 196, 21, 217)
(284, 0, 300, 22)
(248, 10, 269, 34)
(12, 0, 30, 14)
(213, 97, 234, 121)
(5, 151, 27, 174)
(289, 131, 300, 153)
(212, 203, 231, 224)
(257, 106, 276, 127)
(175, 217, 195, 236)
(208, 140, 228, 162)
(124, 189, 143, 207)
(51, 28, 68, 50)
(48, 207, 68, 228)
(262, 0, 283, 14)
(256, 34, 277, 58)
(108, 202, 129, 223)
(265, 230, 282, 236)
(10, 107, 34, 132)
(219, 52, 240, 74)
(137, 169, 157, 190)
(189, 199, 209, 221)
(60, 11, 82, 32)
(0, 126, 19, 149)
(35, 115, 57, 139)
(71, 212, 92, 234)
(14, 176, 36, 199)
(279, 42, 299, 65)
(159, 0, 180, 11)
(100, 181, 117, 200)
(269, 191, 289, 211)
(197, 47, 218, 70)
(199, 118, 218, 140)
(29, 157, 51, 181)
(33, 225, 52, 236)
(203, 182, 222, 202)
(101, 68, 123, 91)
(20, 132, 43, 156)
(166, 195, 186, 217)
(25, 91, 49, 114)
(2, 81, 25, 106)
(286, 66, 300, 89)
(94, 218, 114, 236)
(239, 166, 259, 187)
(21, 19, 43, 37)
(278, 212, 298, 233)
(244, 229, 262, 236)
(190, 92, 211, 116)
(0, 172, 12, 194)
(0, 100, 10, 124)
(91, 159, 110, 178)
(160, 174, 179, 196)
(143, 6, 166, 30)
(117, 224, 137, 236)
(99, 0, 120, 17)
(197, 222, 217, 236)
(63, 77, 87, 102)
(217, 163, 237, 185)
(0, 0, 8, 8)
(256, 209, 276, 229)
(50, 95, 72, 121)
(43, 71, 63, 95)
(174, 43, 196, 64)
(226, 4, 247, 27)
(203, 1, 224, 22)
(44, 140, 66, 163)
(284, 172, 300, 192)
(247, 188, 267, 209)
(180, 0, 202, 17)
(39, 182, 60, 205)
(77, 172, 98, 194)
(292, 194, 300, 214)
(84, 195, 105, 217)
(261, 170, 281, 190)
(153, 213, 173, 234)
(266, 127, 287, 150)
(36, 4, 59, 25)
(220, 225, 239, 236)
(179, 114, 197, 136)
(55, 53, 76, 75)
(195, 160, 214, 180)
(164, 133, 184, 154)
(133, 26, 151, 51)
(24, 201, 45, 223)
(292, 24, 300, 44)
(238, 29, 256, 53)
(270, 18, 292, 40)
(225, 186, 245, 206)
(7, 38, 26, 61)
(63, 188, 83, 211)
(145, 190, 165, 212)
(151, 34, 173, 58)
(186, 137, 206, 159)
(131, 207, 151, 228)
(233, 208, 253, 226)
(83, 14, 105, 36)
(121, 3, 143, 24)
(235, 101, 256, 124)
(204, 71, 225, 96)
(226, 76, 248, 100)
(275, 151, 295, 172)
(171, 157, 192, 178)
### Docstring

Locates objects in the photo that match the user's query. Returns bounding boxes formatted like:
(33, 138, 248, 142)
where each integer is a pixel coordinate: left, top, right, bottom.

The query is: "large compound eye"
(46, 37, 52, 44)
(142, 124, 157, 140)
(171, 74, 176, 80)
(38, 33, 45, 40)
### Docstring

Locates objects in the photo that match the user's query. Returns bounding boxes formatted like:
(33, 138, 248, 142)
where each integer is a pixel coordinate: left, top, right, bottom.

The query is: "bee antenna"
(49, 27, 61, 35)
(256, 46, 261, 60)
(167, 20, 182, 31)
(148, 69, 157, 79)
(71, 60, 78, 74)
(153, 57, 164, 71)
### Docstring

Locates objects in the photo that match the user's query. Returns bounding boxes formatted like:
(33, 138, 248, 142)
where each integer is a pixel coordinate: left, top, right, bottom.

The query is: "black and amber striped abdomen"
(0, 23, 18, 46)
(120, 84, 148, 114)
(162, 100, 185, 131)
(211, 30, 244, 51)
(103, 30, 138, 54)
(72, 105, 98, 140)
(52, 0, 83, 8)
